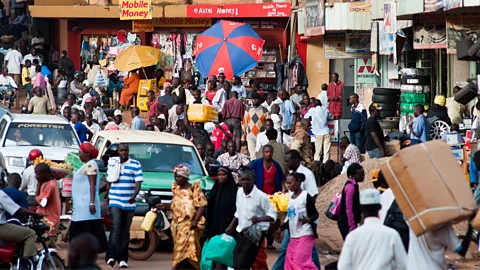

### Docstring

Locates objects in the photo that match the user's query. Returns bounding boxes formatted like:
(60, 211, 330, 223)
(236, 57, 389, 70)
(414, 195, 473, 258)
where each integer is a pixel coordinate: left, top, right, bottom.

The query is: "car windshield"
(119, 143, 205, 176)
(3, 123, 80, 148)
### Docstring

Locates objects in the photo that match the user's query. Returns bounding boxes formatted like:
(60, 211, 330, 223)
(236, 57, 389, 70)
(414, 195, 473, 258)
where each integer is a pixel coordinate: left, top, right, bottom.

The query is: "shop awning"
(28, 5, 163, 18)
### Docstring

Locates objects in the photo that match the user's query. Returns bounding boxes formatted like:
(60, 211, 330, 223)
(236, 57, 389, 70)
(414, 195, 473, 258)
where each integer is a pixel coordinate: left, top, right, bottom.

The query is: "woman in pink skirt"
(280, 172, 319, 270)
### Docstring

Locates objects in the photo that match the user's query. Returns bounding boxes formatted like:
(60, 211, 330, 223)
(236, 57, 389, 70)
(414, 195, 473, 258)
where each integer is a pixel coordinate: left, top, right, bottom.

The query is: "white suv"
(0, 113, 80, 174)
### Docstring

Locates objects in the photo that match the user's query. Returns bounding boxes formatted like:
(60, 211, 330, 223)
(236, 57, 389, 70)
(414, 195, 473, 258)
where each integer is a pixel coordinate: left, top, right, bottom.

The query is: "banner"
(132, 20, 153, 32)
(153, 18, 212, 27)
(119, 0, 152, 20)
(444, 0, 462, 10)
(446, 16, 480, 54)
(414, 14, 446, 49)
(346, 31, 370, 53)
(350, 0, 371, 12)
(379, 22, 395, 55)
(304, 0, 325, 37)
(186, 3, 291, 18)
(384, 2, 396, 34)
(355, 58, 375, 85)
(424, 0, 443, 12)
(324, 34, 370, 59)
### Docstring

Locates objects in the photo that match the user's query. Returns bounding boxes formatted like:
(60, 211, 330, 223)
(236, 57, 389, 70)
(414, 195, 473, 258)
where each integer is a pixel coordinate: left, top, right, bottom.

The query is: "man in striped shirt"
(105, 143, 143, 268)
(243, 93, 269, 160)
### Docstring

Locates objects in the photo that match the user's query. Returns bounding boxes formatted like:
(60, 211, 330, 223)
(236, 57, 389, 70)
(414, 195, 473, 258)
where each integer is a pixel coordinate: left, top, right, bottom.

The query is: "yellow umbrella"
(114, 45, 161, 72)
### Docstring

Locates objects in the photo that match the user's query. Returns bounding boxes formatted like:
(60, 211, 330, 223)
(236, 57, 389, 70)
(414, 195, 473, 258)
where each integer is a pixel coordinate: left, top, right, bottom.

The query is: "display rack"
(241, 47, 278, 90)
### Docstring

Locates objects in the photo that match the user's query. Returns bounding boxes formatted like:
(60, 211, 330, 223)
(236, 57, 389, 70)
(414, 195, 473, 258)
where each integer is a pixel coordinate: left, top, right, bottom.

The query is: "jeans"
(106, 207, 135, 263)
(350, 131, 365, 153)
(367, 148, 383, 159)
(272, 229, 321, 270)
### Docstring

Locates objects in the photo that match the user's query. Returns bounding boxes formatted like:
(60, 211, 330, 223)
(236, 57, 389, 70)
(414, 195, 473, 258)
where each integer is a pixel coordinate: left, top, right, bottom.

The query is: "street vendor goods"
(381, 140, 476, 236)
(187, 104, 218, 122)
(33, 157, 72, 170)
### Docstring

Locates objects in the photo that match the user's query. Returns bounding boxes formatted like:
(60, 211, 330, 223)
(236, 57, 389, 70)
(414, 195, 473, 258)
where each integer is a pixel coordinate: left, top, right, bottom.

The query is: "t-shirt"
(211, 123, 231, 150)
(365, 117, 384, 151)
(5, 50, 22, 74)
(287, 190, 314, 238)
(263, 164, 276, 195)
(407, 226, 461, 270)
(28, 95, 51, 114)
(74, 122, 89, 143)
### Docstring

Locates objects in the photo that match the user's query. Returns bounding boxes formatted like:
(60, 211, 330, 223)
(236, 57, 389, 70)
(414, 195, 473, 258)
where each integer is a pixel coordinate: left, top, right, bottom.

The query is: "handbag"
(154, 210, 170, 230)
(325, 192, 342, 221)
(106, 157, 120, 183)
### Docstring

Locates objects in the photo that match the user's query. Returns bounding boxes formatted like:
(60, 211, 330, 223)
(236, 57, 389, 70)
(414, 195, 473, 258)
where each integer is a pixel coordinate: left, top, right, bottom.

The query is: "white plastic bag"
(106, 157, 121, 183)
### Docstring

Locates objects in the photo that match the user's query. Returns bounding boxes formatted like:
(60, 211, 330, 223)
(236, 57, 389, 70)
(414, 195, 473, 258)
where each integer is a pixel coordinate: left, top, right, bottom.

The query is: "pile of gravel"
(316, 158, 390, 228)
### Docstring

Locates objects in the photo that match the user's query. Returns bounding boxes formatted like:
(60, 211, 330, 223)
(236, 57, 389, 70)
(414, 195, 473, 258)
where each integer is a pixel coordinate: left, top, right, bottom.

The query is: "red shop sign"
(187, 3, 291, 18)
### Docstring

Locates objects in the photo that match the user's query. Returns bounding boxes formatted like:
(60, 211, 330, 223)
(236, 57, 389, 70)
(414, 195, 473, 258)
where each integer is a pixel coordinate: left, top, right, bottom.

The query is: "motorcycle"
(58, 192, 165, 262)
(0, 216, 66, 270)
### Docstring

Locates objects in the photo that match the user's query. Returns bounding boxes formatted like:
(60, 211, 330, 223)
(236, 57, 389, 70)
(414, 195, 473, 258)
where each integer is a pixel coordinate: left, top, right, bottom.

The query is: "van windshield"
(4, 123, 80, 148)
(116, 143, 205, 176)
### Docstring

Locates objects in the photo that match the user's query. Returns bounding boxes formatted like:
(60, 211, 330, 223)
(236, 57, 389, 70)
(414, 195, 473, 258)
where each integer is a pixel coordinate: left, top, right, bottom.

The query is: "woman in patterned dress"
(68, 142, 107, 252)
(157, 165, 207, 269)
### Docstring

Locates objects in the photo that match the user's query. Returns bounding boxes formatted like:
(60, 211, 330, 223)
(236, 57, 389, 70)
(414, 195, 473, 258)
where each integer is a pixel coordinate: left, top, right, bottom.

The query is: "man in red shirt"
(147, 90, 159, 124)
(327, 72, 344, 119)
(222, 91, 246, 151)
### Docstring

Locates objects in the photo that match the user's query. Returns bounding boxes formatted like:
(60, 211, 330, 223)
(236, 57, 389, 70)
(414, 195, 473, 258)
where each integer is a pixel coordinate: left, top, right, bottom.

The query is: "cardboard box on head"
(381, 140, 476, 236)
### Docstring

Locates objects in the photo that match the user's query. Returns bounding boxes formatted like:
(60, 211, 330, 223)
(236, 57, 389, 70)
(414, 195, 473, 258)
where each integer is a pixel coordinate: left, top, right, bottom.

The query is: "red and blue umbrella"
(194, 20, 265, 79)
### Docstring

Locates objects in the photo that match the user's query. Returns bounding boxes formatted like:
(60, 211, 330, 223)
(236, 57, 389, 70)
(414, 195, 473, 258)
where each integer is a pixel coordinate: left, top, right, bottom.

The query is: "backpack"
(383, 200, 409, 251)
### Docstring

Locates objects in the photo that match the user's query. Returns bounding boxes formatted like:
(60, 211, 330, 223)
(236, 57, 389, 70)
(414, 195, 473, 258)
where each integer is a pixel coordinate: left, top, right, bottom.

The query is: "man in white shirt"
(0, 68, 18, 109)
(317, 83, 329, 109)
(83, 112, 101, 140)
(4, 45, 22, 87)
(226, 166, 276, 270)
(0, 68, 18, 89)
(408, 223, 470, 270)
(338, 189, 407, 270)
(304, 99, 332, 163)
(22, 48, 42, 65)
(231, 76, 246, 99)
(273, 149, 320, 270)
(31, 31, 45, 51)
(255, 119, 281, 155)
(212, 86, 227, 112)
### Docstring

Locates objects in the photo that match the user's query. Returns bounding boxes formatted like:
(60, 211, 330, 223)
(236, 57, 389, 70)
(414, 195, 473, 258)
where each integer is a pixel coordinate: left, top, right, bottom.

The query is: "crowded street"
(1, 0, 480, 270)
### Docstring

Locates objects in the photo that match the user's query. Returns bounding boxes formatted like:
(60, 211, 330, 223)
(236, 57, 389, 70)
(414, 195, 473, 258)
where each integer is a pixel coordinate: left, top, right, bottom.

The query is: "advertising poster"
(424, 0, 444, 12)
(413, 14, 447, 49)
(444, 0, 462, 10)
(119, 0, 152, 20)
(446, 16, 480, 54)
(304, 0, 325, 37)
(355, 58, 375, 85)
(379, 22, 395, 55)
(324, 34, 370, 59)
(349, 0, 371, 12)
(346, 31, 371, 53)
(384, 2, 397, 34)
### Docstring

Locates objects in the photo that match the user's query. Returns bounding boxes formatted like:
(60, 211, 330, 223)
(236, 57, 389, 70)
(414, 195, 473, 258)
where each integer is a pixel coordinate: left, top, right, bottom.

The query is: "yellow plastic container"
(141, 209, 157, 232)
(137, 79, 158, 112)
(268, 196, 279, 212)
(187, 104, 218, 122)
(273, 192, 289, 212)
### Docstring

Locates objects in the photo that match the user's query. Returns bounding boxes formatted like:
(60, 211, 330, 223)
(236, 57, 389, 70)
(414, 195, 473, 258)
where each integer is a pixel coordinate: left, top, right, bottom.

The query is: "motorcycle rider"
(0, 190, 44, 262)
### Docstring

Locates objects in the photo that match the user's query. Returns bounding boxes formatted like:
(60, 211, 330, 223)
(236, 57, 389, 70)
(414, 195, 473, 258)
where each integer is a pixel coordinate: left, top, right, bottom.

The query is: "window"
(110, 143, 205, 176)
(3, 122, 80, 148)
(94, 137, 105, 151)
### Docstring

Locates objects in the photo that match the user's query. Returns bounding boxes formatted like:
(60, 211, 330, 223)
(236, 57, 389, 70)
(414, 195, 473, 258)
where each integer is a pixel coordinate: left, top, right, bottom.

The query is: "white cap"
(82, 80, 91, 87)
(360, 189, 381, 205)
(157, 114, 166, 120)
(114, 110, 122, 117)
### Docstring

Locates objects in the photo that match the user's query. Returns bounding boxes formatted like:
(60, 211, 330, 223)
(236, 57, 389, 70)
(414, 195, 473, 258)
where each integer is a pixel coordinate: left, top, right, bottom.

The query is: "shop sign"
(446, 16, 480, 54)
(355, 58, 375, 84)
(153, 18, 212, 27)
(186, 3, 291, 18)
(383, 2, 396, 34)
(424, 0, 443, 12)
(444, 0, 462, 10)
(349, 0, 371, 12)
(132, 20, 154, 32)
(346, 31, 370, 53)
(242, 20, 283, 29)
(379, 22, 394, 55)
(304, 0, 325, 37)
(119, 0, 152, 20)
(324, 34, 371, 59)
(413, 14, 446, 50)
